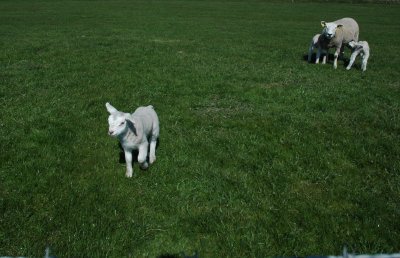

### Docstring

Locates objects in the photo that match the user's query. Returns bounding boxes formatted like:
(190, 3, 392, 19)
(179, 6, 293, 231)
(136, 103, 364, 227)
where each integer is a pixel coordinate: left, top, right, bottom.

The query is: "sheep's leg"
(315, 47, 321, 64)
(346, 50, 358, 70)
(149, 137, 157, 164)
(138, 142, 149, 170)
(339, 45, 345, 60)
(333, 47, 340, 69)
(308, 45, 314, 63)
(124, 150, 133, 178)
(322, 49, 327, 64)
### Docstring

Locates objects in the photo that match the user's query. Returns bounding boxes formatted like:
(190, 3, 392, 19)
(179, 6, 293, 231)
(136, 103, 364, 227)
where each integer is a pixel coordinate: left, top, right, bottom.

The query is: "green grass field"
(1, 0, 399, 257)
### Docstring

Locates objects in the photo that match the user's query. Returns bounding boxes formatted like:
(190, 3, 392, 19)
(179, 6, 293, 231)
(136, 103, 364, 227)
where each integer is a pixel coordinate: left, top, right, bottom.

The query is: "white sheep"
(308, 33, 328, 63)
(316, 17, 359, 69)
(106, 102, 160, 178)
(346, 40, 370, 72)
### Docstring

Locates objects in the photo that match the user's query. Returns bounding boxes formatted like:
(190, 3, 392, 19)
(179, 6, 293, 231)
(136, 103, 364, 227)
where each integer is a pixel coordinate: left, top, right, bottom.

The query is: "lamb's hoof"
(139, 162, 149, 170)
(149, 156, 156, 164)
(346, 67, 351, 70)
(125, 172, 133, 178)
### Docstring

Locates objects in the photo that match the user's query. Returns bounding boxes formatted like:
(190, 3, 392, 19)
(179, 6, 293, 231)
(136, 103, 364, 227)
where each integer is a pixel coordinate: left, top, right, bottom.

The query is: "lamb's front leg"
(346, 50, 358, 70)
(138, 142, 149, 170)
(124, 150, 133, 178)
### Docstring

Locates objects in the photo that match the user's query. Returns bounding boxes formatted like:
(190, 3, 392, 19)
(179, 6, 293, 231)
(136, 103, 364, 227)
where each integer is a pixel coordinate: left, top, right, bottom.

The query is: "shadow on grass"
(302, 53, 351, 66)
(117, 138, 161, 165)
(157, 254, 180, 258)
(157, 251, 199, 258)
(302, 53, 335, 63)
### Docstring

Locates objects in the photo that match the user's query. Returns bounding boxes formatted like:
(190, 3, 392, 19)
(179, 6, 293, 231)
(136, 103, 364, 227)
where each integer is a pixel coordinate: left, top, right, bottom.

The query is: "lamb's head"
(106, 102, 129, 137)
(321, 21, 343, 40)
(348, 41, 364, 51)
(348, 40, 356, 48)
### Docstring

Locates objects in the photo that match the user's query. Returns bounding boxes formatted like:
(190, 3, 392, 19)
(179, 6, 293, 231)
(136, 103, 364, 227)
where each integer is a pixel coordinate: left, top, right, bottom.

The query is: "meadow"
(1, 0, 399, 257)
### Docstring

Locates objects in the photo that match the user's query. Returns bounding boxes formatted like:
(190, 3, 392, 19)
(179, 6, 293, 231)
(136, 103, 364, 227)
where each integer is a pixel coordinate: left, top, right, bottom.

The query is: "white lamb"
(106, 102, 160, 178)
(346, 40, 370, 72)
(316, 17, 359, 69)
(308, 33, 328, 63)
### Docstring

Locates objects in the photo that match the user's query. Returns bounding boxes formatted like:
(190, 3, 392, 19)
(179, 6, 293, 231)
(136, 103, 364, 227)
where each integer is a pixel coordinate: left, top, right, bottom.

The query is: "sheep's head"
(106, 102, 129, 137)
(321, 21, 343, 40)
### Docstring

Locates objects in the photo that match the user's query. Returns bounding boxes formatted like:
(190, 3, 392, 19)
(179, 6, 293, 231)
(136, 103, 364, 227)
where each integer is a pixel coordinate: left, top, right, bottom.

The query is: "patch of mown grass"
(1, 0, 399, 257)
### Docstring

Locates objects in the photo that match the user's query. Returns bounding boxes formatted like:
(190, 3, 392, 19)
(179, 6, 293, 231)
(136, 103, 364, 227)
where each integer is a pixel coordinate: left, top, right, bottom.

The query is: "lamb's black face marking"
(126, 119, 137, 136)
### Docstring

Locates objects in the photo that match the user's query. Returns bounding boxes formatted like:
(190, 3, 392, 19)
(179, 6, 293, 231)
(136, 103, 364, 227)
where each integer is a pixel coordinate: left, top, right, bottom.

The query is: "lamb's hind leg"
(149, 136, 157, 165)
(361, 52, 369, 72)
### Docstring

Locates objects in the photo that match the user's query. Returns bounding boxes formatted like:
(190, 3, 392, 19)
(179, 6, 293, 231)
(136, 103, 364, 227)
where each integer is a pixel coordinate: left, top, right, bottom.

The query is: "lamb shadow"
(343, 58, 351, 66)
(118, 138, 161, 164)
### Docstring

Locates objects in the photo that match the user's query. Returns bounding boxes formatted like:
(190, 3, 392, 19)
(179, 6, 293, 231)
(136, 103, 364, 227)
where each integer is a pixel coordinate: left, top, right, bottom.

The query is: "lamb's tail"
(148, 105, 154, 109)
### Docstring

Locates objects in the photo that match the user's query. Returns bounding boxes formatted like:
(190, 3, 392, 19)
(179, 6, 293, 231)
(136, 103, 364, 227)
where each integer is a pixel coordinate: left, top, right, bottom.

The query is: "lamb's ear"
(125, 119, 137, 136)
(321, 21, 326, 27)
(106, 102, 118, 114)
